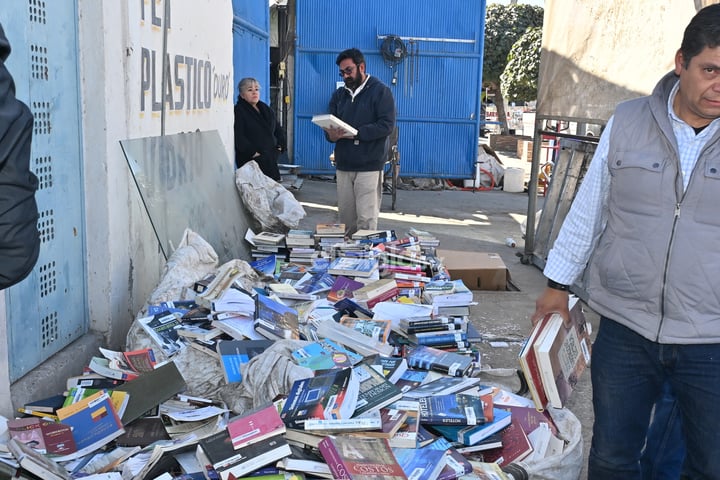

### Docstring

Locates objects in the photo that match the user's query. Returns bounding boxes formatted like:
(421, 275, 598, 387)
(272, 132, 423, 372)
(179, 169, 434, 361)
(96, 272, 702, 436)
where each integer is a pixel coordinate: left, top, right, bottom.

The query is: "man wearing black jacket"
(324, 48, 396, 237)
(0, 24, 40, 289)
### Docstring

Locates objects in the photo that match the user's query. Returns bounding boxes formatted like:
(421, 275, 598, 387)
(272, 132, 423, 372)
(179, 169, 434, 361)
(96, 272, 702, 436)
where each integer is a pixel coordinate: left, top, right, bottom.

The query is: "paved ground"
(292, 150, 597, 478)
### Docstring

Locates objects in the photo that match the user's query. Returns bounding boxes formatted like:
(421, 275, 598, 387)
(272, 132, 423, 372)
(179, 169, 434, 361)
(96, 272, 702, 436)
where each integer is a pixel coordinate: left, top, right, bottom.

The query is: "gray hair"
(238, 77, 259, 94)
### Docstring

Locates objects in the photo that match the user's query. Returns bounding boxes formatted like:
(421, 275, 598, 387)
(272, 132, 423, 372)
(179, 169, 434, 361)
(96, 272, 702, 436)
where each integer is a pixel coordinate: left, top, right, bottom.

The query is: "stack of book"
(351, 229, 397, 245)
(249, 230, 288, 261)
(314, 223, 346, 255)
(285, 229, 319, 264)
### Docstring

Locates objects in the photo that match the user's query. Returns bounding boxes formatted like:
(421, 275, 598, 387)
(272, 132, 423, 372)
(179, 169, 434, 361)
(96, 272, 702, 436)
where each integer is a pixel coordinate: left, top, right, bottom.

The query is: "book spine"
(413, 332, 467, 343)
(318, 438, 350, 480)
(363, 288, 400, 309)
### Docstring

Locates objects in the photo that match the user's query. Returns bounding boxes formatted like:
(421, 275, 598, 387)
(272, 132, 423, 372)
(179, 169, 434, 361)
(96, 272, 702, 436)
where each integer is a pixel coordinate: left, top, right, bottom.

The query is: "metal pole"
(523, 117, 544, 264)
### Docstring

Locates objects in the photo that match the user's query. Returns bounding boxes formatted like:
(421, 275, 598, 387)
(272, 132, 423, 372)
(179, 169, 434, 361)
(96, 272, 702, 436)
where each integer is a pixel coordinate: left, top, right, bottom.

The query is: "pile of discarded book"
(0, 225, 579, 480)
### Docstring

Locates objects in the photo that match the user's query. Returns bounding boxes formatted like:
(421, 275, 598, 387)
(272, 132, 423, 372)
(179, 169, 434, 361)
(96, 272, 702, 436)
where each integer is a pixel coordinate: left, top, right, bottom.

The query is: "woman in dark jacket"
(233, 77, 286, 181)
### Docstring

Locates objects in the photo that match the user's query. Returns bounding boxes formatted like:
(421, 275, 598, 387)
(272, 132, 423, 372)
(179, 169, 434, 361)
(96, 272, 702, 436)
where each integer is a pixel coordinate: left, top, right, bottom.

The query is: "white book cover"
(311, 114, 358, 137)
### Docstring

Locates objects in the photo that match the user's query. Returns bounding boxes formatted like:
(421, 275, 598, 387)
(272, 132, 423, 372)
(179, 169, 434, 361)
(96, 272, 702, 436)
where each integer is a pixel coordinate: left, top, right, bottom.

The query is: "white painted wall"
(78, 0, 234, 347)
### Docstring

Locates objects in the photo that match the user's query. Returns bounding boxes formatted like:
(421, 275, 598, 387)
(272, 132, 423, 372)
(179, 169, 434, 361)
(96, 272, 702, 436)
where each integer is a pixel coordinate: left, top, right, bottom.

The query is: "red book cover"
(518, 313, 552, 410)
(496, 404, 558, 436)
(319, 435, 407, 479)
(227, 403, 286, 450)
(481, 417, 533, 466)
(364, 287, 400, 309)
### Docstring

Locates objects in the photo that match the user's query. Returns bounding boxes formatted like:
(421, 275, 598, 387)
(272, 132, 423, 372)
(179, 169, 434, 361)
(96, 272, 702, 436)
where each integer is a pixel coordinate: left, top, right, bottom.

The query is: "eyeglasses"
(338, 66, 356, 77)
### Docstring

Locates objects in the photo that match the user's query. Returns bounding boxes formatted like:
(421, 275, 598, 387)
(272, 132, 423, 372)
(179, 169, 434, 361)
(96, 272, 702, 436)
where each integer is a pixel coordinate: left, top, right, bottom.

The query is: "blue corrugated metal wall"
(232, 0, 270, 104)
(294, 0, 486, 178)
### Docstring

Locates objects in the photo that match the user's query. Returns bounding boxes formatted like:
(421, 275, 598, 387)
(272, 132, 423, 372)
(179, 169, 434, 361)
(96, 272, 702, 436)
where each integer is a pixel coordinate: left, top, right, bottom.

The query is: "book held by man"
(311, 114, 358, 137)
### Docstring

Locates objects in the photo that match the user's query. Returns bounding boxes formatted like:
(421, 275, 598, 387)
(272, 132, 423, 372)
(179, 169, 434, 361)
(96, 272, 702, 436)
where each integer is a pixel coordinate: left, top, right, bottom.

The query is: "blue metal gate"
(1, 1, 87, 381)
(232, 0, 270, 104)
(294, 0, 486, 178)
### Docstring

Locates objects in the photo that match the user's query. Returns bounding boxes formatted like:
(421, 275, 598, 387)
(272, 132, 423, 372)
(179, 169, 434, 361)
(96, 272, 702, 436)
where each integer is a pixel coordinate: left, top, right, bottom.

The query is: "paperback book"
(279, 368, 360, 429)
(326, 276, 365, 302)
(352, 362, 405, 416)
(216, 339, 275, 383)
(226, 403, 286, 450)
(254, 294, 300, 340)
(318, 435, 407, 480)
(291, 338, 363, 371)
(404, 345, 475, 377)
(431, 408, 512, 446)
(418, 393, 487, 425)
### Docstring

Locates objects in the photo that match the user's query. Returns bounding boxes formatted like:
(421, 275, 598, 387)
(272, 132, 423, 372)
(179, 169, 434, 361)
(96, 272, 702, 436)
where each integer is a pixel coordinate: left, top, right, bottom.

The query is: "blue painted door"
(1, 1, 87, 381)
(294, 0, 486, 178)
(232, 0, 270, 104)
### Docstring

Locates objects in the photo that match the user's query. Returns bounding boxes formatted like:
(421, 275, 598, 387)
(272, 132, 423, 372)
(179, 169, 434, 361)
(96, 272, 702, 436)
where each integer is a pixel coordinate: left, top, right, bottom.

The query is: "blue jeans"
(588, 317, 720, 479)
(641, 383, 685, 479)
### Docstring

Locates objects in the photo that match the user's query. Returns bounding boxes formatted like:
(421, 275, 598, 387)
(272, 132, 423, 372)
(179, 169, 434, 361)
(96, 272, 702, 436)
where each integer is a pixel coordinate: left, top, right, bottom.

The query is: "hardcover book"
(495, 404, 558, 436)
(216, 339, 275, 383)
(418, 393, 487, 426)
(279, 368, 360, 429)
(318, 435, 407, 480)
(478, 417, 534, 466)
(352, 362, 405, 417)
(404, 345, 475, 377)
(533, 297, 590, 408)
(226, 403, 286, 450)
(7, 417, 76, 455)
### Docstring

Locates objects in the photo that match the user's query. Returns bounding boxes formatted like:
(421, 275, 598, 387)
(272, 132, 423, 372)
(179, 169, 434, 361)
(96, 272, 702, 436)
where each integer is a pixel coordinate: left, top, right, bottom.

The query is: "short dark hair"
(336, 48, 365, 67)
(680, 4, 720, 68)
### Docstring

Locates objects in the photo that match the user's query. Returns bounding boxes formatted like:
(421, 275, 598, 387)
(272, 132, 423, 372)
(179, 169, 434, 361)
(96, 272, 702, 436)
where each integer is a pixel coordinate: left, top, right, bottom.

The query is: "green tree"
(483, 3, 543, 133)
(501, 26, 542, 104)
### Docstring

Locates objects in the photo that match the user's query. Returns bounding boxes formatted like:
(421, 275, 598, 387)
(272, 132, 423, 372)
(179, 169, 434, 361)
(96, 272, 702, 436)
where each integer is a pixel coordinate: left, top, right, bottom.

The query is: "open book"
(312, 114, 358, 137)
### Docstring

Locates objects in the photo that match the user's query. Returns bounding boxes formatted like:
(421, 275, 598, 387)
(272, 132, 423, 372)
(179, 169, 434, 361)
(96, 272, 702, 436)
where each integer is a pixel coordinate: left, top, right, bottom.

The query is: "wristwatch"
(547, 278, 570, 291)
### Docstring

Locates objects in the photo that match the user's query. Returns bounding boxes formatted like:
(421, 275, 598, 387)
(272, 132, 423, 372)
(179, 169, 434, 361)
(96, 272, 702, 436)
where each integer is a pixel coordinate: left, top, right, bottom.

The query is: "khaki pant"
(336, 170, 383, 236)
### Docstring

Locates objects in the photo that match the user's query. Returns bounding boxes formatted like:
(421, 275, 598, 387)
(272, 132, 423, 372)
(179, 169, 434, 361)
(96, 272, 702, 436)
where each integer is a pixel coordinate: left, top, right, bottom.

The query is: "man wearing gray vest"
(532, 5, 720, 479)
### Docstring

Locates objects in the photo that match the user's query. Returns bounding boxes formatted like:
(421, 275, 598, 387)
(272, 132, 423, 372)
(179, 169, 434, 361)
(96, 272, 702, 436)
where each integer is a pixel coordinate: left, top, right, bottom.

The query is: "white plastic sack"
(235, 161, 306, 231)
(478, 144, 505, 188)
(126, 230, 225, 398)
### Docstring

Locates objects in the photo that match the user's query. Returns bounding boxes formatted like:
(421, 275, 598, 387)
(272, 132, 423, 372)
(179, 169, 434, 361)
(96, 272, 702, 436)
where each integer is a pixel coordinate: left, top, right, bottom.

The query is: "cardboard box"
(437, 250, 511, 291)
